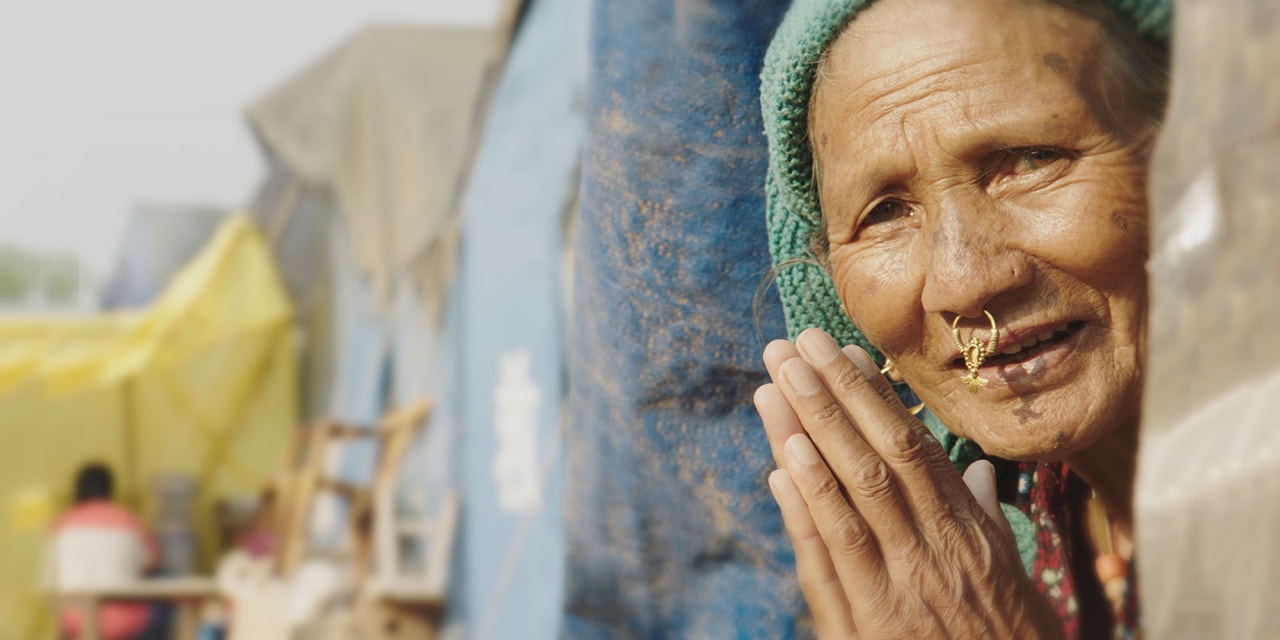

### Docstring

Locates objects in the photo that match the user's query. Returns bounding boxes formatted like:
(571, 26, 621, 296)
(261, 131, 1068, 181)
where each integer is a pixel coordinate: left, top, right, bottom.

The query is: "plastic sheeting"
(1135, 1, 1280, 637)
(98, 204, 227, 310)
(244, 20, 507, 425)
(566, 1, 803, 637)
(247, 24, 493, 308)
(0, 216, 296, 640)
(244, 7, 586, 637)
(451, 0, 584, 636)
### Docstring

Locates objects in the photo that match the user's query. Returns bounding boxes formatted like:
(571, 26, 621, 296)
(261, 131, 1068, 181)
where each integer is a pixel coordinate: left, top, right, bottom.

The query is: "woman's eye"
(1019, 148, 1064, 172)
(985, 146, 1073, 187)
(863, 200, 911, 227)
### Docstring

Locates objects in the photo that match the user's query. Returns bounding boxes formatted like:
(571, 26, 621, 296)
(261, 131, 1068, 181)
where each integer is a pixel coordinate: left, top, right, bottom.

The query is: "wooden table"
(55, 577, 220, 640)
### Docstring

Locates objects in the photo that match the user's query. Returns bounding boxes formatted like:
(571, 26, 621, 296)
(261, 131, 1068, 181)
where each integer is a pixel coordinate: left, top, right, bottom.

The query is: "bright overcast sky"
(0, 0, 501, 279)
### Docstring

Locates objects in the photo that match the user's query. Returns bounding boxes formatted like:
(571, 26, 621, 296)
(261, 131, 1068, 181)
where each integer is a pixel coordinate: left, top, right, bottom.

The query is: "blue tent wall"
(454, 0, 588, 636)
(566, 0, 804, 637)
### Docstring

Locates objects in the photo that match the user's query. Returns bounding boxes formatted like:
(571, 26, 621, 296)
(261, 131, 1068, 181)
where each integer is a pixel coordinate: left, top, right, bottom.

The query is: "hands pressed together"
(755, 328, 1063, 639)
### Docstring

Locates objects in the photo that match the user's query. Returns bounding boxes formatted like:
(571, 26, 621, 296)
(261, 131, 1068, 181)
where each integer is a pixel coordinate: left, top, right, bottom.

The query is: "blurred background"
(0, 0, 501, 308)
(0, 1, 584, 638)
(11, 0, 1274, 638)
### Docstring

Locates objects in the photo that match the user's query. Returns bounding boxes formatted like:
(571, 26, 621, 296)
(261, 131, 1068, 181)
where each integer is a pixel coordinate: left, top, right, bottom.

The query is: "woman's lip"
(946, 319, 1079, 369)
(979, 323, 1085, 388)
(998, 321, 1074, 353)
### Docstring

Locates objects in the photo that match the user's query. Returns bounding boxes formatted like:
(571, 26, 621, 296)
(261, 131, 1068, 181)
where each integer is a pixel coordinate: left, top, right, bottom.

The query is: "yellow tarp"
(0, 215, 297, 640)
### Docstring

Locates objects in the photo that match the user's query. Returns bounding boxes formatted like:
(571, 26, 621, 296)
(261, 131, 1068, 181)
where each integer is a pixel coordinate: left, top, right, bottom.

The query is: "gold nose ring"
(951, 310, 1000, 393)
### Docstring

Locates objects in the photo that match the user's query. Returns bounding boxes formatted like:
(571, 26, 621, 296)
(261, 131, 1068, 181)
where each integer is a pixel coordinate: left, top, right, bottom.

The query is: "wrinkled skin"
(756, 0, 1155, 636)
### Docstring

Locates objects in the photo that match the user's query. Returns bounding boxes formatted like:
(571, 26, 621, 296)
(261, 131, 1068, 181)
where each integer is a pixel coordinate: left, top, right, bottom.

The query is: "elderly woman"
(754, 0, 1169, 636)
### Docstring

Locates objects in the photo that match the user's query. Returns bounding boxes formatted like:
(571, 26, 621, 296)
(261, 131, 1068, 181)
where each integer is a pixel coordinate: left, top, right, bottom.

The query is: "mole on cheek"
(1042, 52, 1068, 74)
(1110, 211, 1128, 231)
(819, 132, 829, 149)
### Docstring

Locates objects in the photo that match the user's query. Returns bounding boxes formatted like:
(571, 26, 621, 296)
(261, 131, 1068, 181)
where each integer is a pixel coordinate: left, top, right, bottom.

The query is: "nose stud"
(951, 310, 1000, 393)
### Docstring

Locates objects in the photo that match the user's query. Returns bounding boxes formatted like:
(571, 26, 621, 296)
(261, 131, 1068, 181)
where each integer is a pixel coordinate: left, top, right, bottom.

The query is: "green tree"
(0, 245, 36, 302)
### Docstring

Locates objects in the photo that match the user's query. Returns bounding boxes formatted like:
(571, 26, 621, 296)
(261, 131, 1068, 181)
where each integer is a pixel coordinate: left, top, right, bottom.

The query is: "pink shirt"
(51, 501, 159, 640)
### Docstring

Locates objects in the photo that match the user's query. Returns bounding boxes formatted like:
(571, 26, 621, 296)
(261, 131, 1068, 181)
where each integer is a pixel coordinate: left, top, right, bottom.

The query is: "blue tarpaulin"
(453, 0, 587, 636)
(566, 1, 805, 637)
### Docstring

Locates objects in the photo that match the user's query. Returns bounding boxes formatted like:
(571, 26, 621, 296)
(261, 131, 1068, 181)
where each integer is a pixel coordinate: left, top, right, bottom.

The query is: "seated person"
(49, 463, 158, 640)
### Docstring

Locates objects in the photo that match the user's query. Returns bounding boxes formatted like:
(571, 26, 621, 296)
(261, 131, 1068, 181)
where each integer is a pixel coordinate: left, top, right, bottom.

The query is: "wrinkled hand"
(754, 328, 1062, 639)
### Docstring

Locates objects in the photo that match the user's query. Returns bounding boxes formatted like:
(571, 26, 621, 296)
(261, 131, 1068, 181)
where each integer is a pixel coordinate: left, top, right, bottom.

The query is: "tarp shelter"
(241, 17, 511, 636)
(0, 216, 296, 640)
(247, 23, 495, 315)
(98, 203, 228, 310)
(241, 18, 504, 585)
(566, 0, 800, 636)
(244, 22, 500, 425)
(450, 0, 584, 635)
(244, 4, 586, 636)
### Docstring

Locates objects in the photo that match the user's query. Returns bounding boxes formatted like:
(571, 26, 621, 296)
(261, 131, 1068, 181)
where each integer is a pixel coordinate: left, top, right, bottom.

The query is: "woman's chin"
(947, 385, 1137, 462)
(966, 427, 1089, 463)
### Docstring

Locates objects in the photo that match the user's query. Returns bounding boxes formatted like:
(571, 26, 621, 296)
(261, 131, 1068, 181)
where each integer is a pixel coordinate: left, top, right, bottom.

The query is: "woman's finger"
(763, 339, 801, 382)
(769, 469, 858, 639)
(776, 357, 924, 551)
(781, 432, 894, 623)
(962, 460, 1015, 545)
(840, 345, 902, 408)
(755, 383, 804, 470)
(795, 329, 979, 530)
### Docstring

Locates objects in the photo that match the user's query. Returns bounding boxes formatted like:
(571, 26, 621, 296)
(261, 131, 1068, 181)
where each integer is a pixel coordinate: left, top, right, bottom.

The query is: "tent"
(98, 203, 228, 310)
(0, 215, 296, 640)
(246, 23, 497, 318)
(241, 4, 589, 637)
(566, 0, 799, 636)
(239, 23, 506, 598)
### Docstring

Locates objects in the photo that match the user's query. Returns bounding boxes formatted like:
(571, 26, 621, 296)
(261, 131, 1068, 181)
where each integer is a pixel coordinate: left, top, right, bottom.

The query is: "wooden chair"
(276, 398, 433, 577)
(261, 398, 460, 638)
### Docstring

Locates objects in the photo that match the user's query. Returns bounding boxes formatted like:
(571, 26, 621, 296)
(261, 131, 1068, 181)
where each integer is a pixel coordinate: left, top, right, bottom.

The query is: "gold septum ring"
(951, 310, 1000, 393)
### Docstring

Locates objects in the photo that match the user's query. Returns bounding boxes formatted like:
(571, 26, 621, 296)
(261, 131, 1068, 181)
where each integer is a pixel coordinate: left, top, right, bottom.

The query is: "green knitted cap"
(760, 0, 1171, 352)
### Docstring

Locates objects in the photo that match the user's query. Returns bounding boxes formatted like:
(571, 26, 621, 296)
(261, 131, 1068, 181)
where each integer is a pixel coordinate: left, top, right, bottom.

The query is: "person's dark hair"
(74, 462, 114, 503)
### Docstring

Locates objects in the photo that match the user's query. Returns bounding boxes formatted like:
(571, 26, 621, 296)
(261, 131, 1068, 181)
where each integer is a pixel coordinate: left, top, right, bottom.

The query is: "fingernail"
(781, 359, 821, 395)
(797, 328, 842, 365)
(767, 469, 786, 496)
(785, 433, 821, 466)
(845, 347, 880, 380)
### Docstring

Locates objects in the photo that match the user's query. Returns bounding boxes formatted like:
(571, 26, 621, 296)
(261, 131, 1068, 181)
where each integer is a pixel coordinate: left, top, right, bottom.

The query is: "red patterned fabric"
(1013, 461, 1140, 639)
(1018, 461, 1082, 638)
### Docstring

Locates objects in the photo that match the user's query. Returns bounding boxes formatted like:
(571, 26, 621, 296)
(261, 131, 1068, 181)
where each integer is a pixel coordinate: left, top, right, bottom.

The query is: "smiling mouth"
(952, 321, 1085, 370)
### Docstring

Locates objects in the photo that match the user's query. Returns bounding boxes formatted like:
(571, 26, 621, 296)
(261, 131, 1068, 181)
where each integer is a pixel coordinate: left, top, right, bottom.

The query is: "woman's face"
(811, 0, 1154, 460)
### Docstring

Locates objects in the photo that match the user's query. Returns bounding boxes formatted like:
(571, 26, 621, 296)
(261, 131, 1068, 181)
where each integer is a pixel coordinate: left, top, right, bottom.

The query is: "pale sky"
(0, 0, 502, 281)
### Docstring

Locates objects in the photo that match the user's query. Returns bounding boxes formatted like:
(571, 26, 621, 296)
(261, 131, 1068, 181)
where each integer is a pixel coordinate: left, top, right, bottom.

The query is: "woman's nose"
(919, 200, 1034, 318)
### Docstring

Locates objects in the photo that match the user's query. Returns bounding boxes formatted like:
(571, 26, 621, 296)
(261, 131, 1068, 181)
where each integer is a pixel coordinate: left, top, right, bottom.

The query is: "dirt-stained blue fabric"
(565, 1, 803, 637)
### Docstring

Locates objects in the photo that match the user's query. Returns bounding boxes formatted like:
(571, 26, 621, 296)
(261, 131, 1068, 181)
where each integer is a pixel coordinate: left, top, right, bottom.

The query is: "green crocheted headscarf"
(761, 0, 1171, 354)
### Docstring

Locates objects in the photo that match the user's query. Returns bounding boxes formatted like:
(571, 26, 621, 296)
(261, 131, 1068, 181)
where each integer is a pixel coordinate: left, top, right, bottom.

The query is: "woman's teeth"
(998, 323, 1072, 356)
